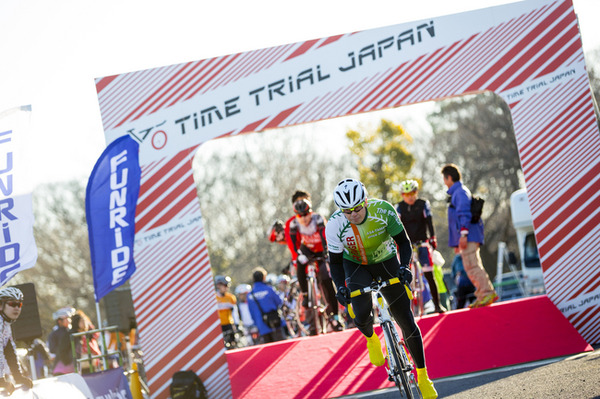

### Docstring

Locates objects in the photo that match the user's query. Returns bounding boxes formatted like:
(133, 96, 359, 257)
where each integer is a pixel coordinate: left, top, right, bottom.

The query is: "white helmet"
(276, 275, 290, 285)
(0, 287, 23, 302)
(333, 178, 367, 209)
(235, 284, 252, 295)
(53, 306, 75, 321)
(400, 179, 419, 193)
(266, 273, 278, 286)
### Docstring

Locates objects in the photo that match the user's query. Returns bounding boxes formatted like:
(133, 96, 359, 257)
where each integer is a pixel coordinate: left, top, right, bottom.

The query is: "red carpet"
(226, 295, 592, 398)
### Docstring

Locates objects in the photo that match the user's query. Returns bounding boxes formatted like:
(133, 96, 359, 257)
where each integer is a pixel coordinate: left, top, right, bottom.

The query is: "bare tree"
(193, 127, 355, 286)
(425, 92, 522, 277)
(586, 48, 600, 123)
(11, 180, 96, 338)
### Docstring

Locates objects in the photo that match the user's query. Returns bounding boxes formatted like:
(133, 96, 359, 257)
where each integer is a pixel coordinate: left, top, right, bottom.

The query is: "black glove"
(336, 287, 351, 306)
(0, 378, 15, 395)
(14, 375, 33, 389)
(397, 266, 413, 285)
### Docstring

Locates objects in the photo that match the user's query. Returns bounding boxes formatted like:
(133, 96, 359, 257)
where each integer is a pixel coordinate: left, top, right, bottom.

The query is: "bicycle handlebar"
(346, 278, 413, 319)
(349, 277, 414, 300)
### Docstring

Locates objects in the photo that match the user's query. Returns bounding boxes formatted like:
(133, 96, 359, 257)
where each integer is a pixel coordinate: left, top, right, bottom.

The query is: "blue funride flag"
(86, 135, 141, 302)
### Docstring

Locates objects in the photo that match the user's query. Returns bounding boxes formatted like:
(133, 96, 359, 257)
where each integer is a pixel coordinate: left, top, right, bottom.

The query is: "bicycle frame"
(305, 261, 327, 335)
(349, 278, 421, 398)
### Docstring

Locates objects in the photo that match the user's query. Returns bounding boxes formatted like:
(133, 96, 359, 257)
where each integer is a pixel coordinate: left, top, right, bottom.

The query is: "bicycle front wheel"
(382, 322, 420, 398)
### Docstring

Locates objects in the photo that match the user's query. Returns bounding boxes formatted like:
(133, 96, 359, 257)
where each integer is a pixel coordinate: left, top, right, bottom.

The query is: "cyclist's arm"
(317, 226, 328, 254)
(286, 219, 300, 260)
(328, 251, 346, 289)
(392, 229, 412, 266)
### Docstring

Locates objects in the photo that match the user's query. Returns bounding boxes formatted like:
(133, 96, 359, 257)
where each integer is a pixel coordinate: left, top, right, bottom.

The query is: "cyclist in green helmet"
(396, 179, 446, 313)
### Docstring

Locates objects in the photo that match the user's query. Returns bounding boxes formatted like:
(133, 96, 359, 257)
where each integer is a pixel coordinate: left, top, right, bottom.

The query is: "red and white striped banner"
(95, 0, 600, 396)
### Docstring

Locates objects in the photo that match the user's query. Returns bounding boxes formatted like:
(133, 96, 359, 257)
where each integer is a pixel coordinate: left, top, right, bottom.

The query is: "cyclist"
(283, 190, 311, 265)
(396, 179, 446, 313)
(288, 198, 343, 332)
(215, 275, 238, 348)
(0, 287, 34, 394)
(325, 178, 437, 399)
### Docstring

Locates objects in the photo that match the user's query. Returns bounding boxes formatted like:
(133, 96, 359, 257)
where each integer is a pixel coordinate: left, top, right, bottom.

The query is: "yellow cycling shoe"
(416, 367, 438, 399)
(365, 333, 385, 366)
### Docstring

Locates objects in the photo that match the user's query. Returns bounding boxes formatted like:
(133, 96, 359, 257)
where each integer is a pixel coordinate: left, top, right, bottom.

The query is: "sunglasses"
(341, 201, 365, 215)
(6, 301, 22, 308)
(296, 212, 310, 217)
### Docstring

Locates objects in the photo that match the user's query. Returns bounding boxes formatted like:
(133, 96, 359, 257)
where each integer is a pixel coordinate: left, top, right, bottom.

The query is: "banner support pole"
(95, 301, 108, 370)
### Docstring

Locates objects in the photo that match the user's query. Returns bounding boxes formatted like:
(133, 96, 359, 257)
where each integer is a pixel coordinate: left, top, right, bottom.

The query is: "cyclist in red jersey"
(288, 198, 343, 332)
(268, 190, 309, 262)
(284, 190, 311, 262)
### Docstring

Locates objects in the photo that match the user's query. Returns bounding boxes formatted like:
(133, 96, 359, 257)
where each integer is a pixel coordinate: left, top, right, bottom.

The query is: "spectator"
(63, 310, 101, 374)
(215, 275, 238, 349)
(248, 267, 284, 344)
(234, 284, 257, 346)
(432, 250, 452, 311)
(275, 274, 297, 338)
(30, 338, 51, 379)
(396, 179, 446, 313)
(0, 287, 33, 394)
(441, 163, 498, 308)
(47, 306, 75, 374)
(451, 254, 476, 309)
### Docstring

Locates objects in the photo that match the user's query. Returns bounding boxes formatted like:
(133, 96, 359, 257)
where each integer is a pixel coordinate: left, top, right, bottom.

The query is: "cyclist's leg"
(372, 257, 426, 369)
(296, 260, 309, 306)
(345, 259, 385, 365)
(418, 245, 444, 312)
(316, 259, 339, 316)
(319, 277, 344, 331)
(343, 260, 374, 336)
(382, 278, 437, 397)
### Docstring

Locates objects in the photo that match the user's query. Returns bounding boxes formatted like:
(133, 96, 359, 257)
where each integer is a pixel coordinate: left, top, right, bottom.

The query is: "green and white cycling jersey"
(325, 198, 405, 265)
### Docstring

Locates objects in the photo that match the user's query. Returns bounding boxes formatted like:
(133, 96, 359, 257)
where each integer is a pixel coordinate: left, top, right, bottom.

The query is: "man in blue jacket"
(248, 267, 284, 344)
(441, 164, 498, 308)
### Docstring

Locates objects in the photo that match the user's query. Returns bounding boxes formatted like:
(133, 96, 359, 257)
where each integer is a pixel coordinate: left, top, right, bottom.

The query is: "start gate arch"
(95, 0, 600, 397)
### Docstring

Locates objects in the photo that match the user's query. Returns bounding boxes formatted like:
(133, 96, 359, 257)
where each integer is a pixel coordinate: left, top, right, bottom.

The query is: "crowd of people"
(0, 287, 109, 395)
(216, 164, 498, 399)
(0, 163, 494, 399)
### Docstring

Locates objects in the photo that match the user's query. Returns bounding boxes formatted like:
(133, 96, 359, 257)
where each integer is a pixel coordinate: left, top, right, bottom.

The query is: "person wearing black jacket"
(396, 179, 446, 313)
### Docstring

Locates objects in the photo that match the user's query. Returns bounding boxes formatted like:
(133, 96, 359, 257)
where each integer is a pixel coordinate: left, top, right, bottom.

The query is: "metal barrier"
(69, 325, 122, 374)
